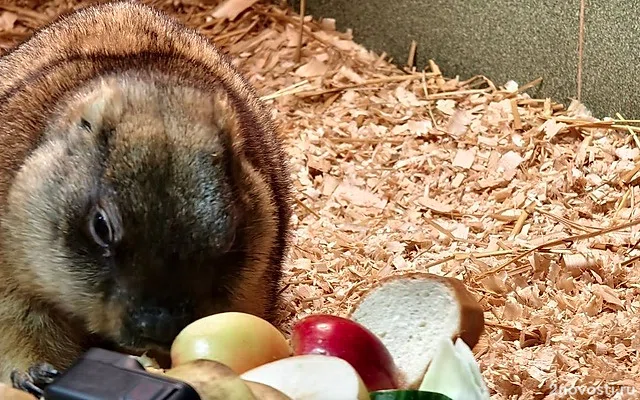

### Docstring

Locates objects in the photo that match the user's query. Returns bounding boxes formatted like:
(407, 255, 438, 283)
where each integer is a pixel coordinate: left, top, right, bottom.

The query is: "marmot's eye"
(89, 206, 113, 248)
(80, 118, 92, 132)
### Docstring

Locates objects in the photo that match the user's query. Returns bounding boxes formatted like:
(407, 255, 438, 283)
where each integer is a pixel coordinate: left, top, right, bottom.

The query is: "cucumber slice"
(370, 390, 453, 400)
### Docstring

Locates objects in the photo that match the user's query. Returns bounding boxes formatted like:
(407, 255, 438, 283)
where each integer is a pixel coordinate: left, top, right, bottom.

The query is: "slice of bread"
(348, 272, 485, 389)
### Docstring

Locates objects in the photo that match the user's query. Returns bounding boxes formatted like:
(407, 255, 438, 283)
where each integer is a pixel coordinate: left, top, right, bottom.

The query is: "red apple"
(291, 314, 399, 391)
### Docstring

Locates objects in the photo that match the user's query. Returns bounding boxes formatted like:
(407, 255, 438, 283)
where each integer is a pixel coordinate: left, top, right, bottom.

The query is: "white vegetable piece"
(419, 338, 490, 400)
(240, 354, 369, 400)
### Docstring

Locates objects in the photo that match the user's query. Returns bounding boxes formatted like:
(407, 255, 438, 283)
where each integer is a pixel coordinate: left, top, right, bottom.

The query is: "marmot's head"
(1, 73, 283, 352)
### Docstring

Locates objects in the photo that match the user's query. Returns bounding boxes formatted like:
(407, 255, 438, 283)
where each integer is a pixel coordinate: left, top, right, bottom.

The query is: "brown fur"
(0, 0, 292, 382)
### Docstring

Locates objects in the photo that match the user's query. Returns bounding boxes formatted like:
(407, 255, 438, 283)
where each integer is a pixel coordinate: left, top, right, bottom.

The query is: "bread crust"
(348, 272, 486, 388)
(349, 272, 485, 349)
(0, 1, 292, 382)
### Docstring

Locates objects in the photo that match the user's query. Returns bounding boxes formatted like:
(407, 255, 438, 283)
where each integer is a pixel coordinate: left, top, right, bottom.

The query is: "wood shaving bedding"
(1, 1, 639, 398)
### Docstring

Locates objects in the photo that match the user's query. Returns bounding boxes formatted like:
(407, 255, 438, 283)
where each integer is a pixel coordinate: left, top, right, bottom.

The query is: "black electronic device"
(12, 348, 201, 400)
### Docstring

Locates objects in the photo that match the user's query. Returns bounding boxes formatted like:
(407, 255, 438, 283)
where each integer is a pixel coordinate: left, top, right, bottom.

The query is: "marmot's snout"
(126, 305, 193, 347)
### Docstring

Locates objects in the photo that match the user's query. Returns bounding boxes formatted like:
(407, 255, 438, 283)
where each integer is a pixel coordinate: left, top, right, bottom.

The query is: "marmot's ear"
(209, 88, 244, 153)
(77, 78, 124, 132)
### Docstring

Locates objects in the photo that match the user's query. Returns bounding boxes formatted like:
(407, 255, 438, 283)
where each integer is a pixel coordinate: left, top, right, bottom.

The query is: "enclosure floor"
(1, 1, 640, 399)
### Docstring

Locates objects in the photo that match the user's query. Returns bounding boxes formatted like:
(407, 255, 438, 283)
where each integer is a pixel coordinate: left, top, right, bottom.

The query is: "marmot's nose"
(130, 306, 190, 344)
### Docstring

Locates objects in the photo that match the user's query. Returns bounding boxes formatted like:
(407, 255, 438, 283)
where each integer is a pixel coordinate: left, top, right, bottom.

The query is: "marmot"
(0, 0, 292, 383)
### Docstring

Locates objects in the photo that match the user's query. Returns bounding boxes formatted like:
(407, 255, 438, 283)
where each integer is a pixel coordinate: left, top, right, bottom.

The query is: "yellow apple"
(170, 312, 292, 374)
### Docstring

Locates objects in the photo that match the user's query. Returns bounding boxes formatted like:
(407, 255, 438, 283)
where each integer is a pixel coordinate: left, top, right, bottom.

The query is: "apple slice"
(291, 314, 398, 391)
(170, 312, 292, 374)
(240, 354, 369, 400)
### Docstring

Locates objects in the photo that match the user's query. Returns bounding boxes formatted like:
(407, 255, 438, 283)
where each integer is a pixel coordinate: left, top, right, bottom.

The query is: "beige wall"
(292, 0, 640, 118)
